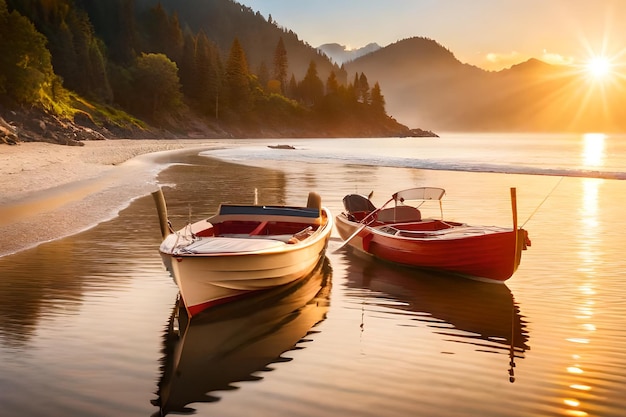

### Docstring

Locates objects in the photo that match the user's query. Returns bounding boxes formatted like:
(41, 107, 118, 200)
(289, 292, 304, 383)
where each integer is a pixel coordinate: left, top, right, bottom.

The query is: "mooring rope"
(521, 176, 564, 228)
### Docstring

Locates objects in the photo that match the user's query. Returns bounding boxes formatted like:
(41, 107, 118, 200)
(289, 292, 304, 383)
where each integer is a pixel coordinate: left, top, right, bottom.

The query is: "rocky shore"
(0, 105, 437, 147)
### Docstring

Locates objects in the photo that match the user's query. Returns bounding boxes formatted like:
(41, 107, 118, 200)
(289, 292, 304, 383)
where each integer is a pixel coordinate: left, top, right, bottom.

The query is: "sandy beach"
(0, 140, 221, 203)
(0, 139, 226, 256)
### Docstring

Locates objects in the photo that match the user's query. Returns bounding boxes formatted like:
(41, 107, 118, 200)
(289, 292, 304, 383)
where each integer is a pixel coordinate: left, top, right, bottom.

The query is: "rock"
(0, 116, 19, 145)
(408, 128, 439, 138)
(268, 144, 296, 150)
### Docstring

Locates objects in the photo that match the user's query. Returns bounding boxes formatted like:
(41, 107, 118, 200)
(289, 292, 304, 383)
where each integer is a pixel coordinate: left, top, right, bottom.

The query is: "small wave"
(201, 147, 626, 181)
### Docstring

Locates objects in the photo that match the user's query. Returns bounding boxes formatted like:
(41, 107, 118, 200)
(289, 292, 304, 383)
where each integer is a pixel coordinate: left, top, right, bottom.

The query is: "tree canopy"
(0, 0, 55, 105)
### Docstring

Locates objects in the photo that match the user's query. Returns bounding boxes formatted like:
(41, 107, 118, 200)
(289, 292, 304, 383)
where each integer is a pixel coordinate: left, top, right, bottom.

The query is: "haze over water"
(1, 134, 625, 417)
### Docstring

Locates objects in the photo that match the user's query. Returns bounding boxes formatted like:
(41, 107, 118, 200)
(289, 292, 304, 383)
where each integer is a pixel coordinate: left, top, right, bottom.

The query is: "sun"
(586, 56, 612, 79)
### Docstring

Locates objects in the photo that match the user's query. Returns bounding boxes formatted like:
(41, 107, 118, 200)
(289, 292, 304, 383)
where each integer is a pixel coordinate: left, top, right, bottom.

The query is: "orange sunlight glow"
(553, 32, 626, 131)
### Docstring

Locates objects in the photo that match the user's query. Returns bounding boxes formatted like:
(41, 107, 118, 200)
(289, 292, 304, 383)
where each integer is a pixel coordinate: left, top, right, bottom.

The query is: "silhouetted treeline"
(0, 0, 401, 134)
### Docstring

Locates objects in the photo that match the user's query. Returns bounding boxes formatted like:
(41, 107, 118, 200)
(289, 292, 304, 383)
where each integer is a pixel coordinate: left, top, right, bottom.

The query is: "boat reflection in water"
(343, 254, 530, 382)
(152, 257, 332, 416)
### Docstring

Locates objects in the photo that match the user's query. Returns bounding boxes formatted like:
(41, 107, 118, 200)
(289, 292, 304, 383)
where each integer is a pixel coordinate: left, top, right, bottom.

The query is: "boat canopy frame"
(390, 187, 446, 219)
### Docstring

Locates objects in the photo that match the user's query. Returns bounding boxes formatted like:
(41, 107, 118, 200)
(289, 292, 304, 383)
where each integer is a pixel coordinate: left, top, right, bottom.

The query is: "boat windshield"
(391, 187, 445, 219)
(393, 187, 445, 203)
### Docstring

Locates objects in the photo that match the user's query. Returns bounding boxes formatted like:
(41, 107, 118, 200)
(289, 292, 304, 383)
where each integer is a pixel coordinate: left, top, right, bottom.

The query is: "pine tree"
(299, 60, 323, 106)
(257, 60, 269, 91)
(370, 82, 386, 116)
(224, 37, 251, 114)
(179, 31, 197, 99)
(326, 71, 339, 95)
(272, 37, 288, 94)
(195, 32, 222, 118)
(358, 72, 370, 104)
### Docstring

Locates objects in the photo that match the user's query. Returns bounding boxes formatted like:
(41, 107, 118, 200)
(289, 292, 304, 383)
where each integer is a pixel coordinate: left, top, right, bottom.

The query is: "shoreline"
(0, 139, 230, 257)
(0, 139, 225, 204)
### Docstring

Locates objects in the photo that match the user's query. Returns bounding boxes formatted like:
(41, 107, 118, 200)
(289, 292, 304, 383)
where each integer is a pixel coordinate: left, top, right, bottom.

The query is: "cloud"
(480, 49, 576, 70)
(482, 51, 526, 70)
(540, 49, 575, 66)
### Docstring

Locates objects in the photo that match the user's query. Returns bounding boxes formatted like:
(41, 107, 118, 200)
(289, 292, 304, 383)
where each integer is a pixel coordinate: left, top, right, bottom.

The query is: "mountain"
(152, 0, 345, 83)
(317, 43, 381, 64)
(345, 37, 626, 133)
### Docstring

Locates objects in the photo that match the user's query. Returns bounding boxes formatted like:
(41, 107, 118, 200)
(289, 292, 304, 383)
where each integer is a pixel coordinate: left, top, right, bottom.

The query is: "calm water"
(1, 134, 626, 417)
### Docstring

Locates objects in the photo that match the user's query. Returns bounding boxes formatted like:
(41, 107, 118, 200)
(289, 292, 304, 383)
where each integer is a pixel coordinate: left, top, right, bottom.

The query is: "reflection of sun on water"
(562, 179, 600, 417)
(581, 133, 605, 167)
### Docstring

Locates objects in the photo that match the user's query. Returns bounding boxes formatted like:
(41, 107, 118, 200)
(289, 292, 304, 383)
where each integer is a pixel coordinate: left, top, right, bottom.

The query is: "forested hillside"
(0, 0, 419, 145)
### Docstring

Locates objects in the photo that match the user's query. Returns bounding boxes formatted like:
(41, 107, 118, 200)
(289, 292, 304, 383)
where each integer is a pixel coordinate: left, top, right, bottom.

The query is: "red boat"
(335, 187, 530, 282)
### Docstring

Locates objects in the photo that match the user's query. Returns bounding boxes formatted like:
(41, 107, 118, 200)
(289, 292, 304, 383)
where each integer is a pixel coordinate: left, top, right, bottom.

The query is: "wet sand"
(0, 139, 227, 257)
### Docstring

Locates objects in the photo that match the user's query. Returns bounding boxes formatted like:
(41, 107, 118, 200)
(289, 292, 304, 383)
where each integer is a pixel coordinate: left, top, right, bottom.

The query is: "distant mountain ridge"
(344, 37, 626, 132)
(317, 43, 381, 64)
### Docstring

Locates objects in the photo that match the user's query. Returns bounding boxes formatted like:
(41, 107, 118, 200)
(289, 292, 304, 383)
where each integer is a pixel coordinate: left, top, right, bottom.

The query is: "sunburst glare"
(586, 56, 612, 80)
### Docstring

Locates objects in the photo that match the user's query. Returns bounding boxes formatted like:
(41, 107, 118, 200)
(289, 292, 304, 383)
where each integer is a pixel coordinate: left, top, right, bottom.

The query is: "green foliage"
(7, 0, 113, 102)
(298, 60, 324, 106)
(0, 0, 55, 105)
(254, 92, 302, 125)
(224, 38, 252, 114)
(370, 82, 386, 116)
(188, 32, 222, 118)
(273, 37, 288, 93)
(141, 3, 183, 64)
(131, 53, 184, 119)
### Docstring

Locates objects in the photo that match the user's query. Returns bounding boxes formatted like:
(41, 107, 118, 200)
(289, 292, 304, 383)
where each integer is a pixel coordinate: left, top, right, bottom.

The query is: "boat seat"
(377, 206, 422, 223)
(343, 194, 376, 214)
(307, 192, 322, 211)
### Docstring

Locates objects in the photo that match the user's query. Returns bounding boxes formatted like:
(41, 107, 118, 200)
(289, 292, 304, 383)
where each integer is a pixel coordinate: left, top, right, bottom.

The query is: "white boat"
(153, 189, 333, 317)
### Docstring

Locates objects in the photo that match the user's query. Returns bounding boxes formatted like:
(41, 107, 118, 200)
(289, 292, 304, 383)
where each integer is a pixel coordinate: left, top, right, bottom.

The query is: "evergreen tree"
(299, 60, 323, 106)
(75, 0, 137, 65)
(272, 36, 287, 94)
(143, 4, 183, 63)
(178, 31, 197, 99)
(326, 71, 339, 95)
(318, 70, 344, 120)
(257, 60, 269, 91)
(287, 74, 297, 98)
(224, 37, 252, 114)
(370, 82, 386, 116)
(195, 31, 222, 118)
(357, 72, 370, 104)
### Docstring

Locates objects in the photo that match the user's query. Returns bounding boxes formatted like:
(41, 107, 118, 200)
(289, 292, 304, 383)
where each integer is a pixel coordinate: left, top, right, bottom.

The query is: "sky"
(239, 0, 626, 71)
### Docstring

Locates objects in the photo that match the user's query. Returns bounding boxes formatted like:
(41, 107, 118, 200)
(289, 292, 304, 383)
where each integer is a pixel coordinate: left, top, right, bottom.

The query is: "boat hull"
(336, 214, 526, 282)
(161, 208, 332, 317)
(155, 258, 331, 413)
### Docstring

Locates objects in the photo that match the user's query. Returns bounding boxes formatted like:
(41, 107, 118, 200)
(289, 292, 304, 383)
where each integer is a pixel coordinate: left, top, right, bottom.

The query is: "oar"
(333, 196, 394, 252)
(333, 223, 367, 252)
